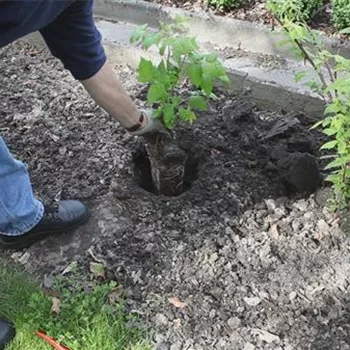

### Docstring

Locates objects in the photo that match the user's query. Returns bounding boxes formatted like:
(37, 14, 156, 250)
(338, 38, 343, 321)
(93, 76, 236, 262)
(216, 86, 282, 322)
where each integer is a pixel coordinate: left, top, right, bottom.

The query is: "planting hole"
(132, 145, 199, 196)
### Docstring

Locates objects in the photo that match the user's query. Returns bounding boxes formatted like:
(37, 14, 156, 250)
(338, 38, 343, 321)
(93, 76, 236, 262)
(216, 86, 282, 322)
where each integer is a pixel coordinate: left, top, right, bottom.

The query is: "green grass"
(0, 258, 151, 350)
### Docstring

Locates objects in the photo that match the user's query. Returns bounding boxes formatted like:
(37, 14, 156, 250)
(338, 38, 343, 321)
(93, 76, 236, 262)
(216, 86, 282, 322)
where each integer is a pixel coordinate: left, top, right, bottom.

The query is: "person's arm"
(80, 60, 146, 130)
(39, 0, 160, 135)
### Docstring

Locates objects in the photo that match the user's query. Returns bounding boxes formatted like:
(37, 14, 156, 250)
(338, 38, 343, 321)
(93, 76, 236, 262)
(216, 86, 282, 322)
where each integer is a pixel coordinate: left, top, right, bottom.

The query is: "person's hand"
(129, 109, 171, 142)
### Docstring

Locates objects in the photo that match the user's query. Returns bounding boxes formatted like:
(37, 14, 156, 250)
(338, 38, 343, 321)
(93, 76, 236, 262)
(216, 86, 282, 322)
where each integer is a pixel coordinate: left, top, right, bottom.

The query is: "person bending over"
(0, 1, 160, 347)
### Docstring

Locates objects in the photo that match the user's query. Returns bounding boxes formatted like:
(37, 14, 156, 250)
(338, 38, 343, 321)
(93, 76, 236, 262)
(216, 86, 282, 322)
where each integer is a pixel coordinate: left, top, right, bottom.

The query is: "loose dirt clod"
(277, 152, 321, 193)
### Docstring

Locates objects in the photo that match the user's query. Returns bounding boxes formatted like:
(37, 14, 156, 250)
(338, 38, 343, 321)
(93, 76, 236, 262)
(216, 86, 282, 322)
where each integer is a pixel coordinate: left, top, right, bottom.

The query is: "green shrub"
(271, 15, 350, 210)
(332, 0, 350, 30)
(267, 0, 323, 22)
(207, 0, 244, 11)
(131, 17, 229, 130)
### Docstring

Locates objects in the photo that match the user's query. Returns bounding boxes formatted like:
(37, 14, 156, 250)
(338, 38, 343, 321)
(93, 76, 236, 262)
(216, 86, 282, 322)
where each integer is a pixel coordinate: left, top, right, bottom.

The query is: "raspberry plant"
(130, 16, 229, 130)
(271, 13, 350, 209)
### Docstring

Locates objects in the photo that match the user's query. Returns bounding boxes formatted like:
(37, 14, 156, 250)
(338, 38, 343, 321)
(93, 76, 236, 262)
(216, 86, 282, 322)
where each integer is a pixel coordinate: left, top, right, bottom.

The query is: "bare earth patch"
(2, 42, 350, 350)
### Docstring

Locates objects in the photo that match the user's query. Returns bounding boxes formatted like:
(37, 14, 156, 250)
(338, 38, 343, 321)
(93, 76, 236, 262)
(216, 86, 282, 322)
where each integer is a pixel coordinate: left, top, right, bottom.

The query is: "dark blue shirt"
(0, 0, 106, 80)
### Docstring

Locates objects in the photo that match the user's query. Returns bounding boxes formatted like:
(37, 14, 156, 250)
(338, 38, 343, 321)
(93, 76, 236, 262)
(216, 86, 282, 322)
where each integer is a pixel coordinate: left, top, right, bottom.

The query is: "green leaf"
(154, 60, 172, 84)
(338, 140, 347, 153)
(172, 95, 182, 107)
(325, 103, 343, 115)
(325, 157, 346, 170)
(205, 53, 218, 63)
(189, 95, 207, 111)
(219, 75, 230, 84)
(186, 63, 202, 87)
(130, 24, 148, 44)
(310, 119, 324, 130)
(163, 104, 176, 129)
(201, 77, 213, 96)
(340, 27, 350, 35)
(159, 42, 167, 56)
(172, 37, 198, 59)
(327, 173, 342, 184)
(143, 33, 162, 49)
(179, 107, 196, 123)
(138, 58, 155, 83)
(295, 71, 307, 83)
(147, 83, 167, 103)
(325, 79, 350, 94)
(323, 128, 337, 136)
(202, 61, 226, 80)
(320, 140, 338, 150)
(332, 116, 344, 130)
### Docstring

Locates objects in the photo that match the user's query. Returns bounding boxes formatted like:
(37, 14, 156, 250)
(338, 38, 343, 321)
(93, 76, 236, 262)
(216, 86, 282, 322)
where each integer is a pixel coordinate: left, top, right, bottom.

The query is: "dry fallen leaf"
(252, 328, 280, 343)
(108, 285, 124, 305)
(89, 262, 105, 278)
(168, 296, 187, 309)
(173, 318, 182, 329)
(61, 261, 78, 275)
(269, 224, 279, 239)
(26, 48, 43, 56)
(51, 297, 61, 315)
(87, 248, 106, 264)
(18, 252, 30, 265)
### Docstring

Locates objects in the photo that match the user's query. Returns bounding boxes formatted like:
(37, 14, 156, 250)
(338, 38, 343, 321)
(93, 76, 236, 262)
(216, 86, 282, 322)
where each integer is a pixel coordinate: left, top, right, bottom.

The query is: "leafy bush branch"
(267, 0, 323, 23)
(269, 11, 350, 209)
(130, 16, 229, 130)
(332, 0, 350, 31)
(207, 0, 243, 11)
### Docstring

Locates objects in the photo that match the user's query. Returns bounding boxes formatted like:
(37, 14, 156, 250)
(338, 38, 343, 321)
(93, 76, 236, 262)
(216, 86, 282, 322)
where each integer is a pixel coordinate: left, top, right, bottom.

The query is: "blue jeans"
(0, 136, 44, 236)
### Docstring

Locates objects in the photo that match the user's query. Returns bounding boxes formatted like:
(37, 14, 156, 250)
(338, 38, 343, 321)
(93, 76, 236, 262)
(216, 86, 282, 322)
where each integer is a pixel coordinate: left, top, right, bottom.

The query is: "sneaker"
(0, 318, 15, 350)
(0, 200, 90, 250)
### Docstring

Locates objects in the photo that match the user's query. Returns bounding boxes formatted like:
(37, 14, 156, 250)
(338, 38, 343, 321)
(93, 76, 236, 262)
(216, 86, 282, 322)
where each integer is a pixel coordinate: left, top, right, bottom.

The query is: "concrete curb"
(93, 0, 350, 59)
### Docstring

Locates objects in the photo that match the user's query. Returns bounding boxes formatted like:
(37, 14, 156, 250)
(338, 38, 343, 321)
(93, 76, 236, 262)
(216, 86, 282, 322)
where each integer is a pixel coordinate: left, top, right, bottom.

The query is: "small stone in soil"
(227, 317, 241, 329)
(155, 313, 168, 326)
(244, 297, 262, 306)
(243, 343, 256, 350)
(252, 329, 280, 344)
(156, 342, 171, 350)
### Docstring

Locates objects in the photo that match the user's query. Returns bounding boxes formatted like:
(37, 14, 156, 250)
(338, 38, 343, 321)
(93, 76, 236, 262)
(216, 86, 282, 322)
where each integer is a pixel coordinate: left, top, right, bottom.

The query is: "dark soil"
(147, 0, 339, 37)
(4, 42, 350, 350)
(1, 42, 323, 212)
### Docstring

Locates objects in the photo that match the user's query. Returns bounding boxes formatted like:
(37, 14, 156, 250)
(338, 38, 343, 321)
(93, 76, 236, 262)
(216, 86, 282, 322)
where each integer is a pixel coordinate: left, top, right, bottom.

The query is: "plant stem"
(275, 17, 333, 102)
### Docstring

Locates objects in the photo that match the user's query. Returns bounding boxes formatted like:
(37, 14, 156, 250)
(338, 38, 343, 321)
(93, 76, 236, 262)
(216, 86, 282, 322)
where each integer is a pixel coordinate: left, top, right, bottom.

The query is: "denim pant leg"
(0, 136, 44, 236)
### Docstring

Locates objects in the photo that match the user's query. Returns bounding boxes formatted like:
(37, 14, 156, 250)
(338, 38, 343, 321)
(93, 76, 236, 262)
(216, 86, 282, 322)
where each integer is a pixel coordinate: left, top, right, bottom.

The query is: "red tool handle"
(36, 331, 71, 350)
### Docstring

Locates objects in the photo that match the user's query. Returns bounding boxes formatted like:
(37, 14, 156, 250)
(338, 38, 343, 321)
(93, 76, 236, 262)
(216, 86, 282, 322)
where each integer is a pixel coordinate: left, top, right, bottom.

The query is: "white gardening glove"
(128, 110, 170, 140)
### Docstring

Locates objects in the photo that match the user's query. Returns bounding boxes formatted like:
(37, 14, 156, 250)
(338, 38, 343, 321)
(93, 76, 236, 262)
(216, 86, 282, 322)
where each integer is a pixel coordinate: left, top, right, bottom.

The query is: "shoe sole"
(0, 210, 91, 251)
(0, 319, 15, 350)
